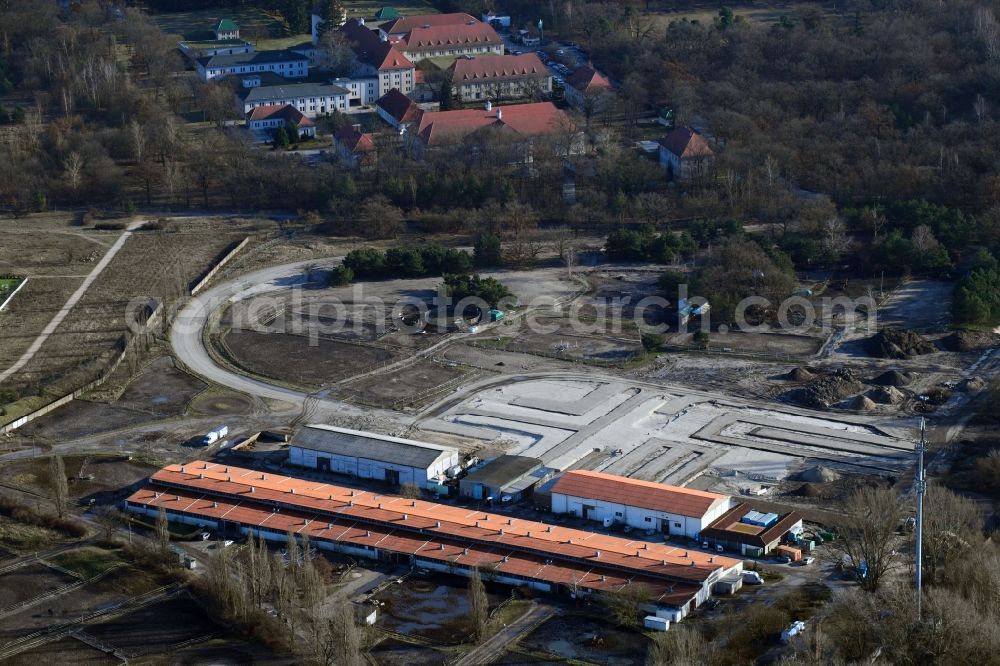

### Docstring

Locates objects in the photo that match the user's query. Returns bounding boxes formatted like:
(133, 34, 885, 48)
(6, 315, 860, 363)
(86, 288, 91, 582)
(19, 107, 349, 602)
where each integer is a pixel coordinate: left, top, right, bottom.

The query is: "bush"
(94, 222, 126, 231)
(641, 332, 664, 353)
(329, 265, 354, 286)
(0, 497, 86, 538)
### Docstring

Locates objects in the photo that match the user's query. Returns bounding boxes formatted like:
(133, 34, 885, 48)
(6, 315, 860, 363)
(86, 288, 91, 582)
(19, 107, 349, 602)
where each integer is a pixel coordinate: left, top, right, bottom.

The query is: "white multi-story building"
(339, 19, 415, 99)
(550, 470, 732, 539)
(237, 81, 350, 118)
(196, 50, 309, 82)
(288, 424, 459, 489)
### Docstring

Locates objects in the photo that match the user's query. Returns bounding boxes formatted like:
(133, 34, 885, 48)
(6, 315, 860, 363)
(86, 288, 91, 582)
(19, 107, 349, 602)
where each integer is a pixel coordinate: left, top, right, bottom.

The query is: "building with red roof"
(408, 101, 581, 160)
(123, 460, 743, 611)
(658, 127, 714, 180)
(375, 88, 423, 128)
(564, 65, 613, 111)
(447, 53, 551, 103)
(551, 470, 732, 539)
(333, 123, 376, 169)
(336, 18, 415, 104)
(375, 13, 503, 62)
(246, 103, 316, 138)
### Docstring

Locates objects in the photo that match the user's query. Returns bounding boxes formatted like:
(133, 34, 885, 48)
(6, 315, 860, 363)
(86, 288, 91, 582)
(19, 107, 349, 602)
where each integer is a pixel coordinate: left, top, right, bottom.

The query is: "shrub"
(94, 222, 126, 231)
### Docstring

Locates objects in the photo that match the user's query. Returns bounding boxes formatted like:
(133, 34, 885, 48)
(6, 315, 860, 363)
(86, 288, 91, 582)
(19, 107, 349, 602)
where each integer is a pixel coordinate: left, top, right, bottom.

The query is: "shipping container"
(644, 616, 670, 631)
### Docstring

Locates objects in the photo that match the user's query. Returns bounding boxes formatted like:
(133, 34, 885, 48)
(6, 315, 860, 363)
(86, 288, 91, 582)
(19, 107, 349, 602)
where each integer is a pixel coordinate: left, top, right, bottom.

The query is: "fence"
(189, 236, 250, 295)
(0, 301, 163, 434)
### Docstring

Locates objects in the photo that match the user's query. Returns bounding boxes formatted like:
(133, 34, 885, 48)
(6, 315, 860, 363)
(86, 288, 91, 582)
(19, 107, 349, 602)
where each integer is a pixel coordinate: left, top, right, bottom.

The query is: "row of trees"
(342, 245, 475, 279)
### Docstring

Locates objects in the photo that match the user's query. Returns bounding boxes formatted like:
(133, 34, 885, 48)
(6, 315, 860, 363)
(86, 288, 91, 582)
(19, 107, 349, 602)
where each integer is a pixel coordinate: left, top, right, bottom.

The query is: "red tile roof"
(376, 88, 422, 124)
(565, 66, 612, 93)
(335, 124, 376, 153)
(397, 22, 501, 53)
(415, 102, 572, 147)
(551, 471, 729, 519)
(341, 18, 413, 71)
(380, 12, 479, 35)
(126, 484, 705, 606)
(448, 53, 547, 82)
(141, 461, 740, 580)
(246, 104, 315, 128)
(659, 127, 714, 159)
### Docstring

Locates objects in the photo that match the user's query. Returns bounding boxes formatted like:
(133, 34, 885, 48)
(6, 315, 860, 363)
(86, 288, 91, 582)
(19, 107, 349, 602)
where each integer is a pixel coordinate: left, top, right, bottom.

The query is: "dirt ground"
(0, 454, 158, 501)
(5, 636, 120, 665)
(374, 574, 505, 643)
(479, 316, 643, 364)
(369, 639, 449, 666)
(222, 329, 397, 389)
(85, 596, 223, 656)
(338, 358, 472, 409)
(114, 357, 206, 413)
(520, 613, 650, 665)
(666, 330, 824, 357)
(15, 400, 156, 441)
(0, 563, 78, 609)
(5, 220, 254, 399)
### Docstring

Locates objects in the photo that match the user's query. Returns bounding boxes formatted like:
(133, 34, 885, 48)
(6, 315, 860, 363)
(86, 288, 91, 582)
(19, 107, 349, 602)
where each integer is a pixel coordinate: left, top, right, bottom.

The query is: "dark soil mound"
(941, 330, 999, 352)
(864, 328, 935, 359)
(785, 366, 815, 382)
(871, 370, 914, 387)
(795, 368, 865, 409)
(868, 386, 905, 404)
(790, 483, 822, 497)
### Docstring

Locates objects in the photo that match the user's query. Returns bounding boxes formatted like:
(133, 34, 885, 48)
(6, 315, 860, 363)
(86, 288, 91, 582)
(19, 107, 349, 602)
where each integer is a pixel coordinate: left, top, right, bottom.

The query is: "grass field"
(643, 1, 850, 30)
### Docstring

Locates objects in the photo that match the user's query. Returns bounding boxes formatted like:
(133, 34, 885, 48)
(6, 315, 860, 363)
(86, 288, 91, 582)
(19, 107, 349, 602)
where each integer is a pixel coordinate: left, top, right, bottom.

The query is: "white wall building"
(288, 424, 459, 488)
(550, 470, 732, 539)
(237, 82, 351, 118)
(197, 50, 309, 82)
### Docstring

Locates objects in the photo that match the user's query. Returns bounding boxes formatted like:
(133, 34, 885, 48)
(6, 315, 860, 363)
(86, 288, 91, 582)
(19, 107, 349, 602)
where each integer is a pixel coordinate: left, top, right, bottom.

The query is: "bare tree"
(49, 455, 68, 518)
(63, 151, 84, 193)
(832, 485, 903, 592)
(329, 596, 364, 666)
(604, 582, 651, 628)
(468, 566, 490, 643)
(130, 119, 146, 165)
(647, 624, 709, 665)
(93, 505, 123, 544)
(155, 505, 170, 552)
(398, 482, 422, 499)
(922, 484, 981, 583)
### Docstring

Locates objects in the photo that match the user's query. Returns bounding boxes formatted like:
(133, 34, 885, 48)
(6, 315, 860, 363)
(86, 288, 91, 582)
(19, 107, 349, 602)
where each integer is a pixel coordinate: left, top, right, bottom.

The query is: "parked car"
(802, 556, 816, 565)
(776, 555, 792, 564)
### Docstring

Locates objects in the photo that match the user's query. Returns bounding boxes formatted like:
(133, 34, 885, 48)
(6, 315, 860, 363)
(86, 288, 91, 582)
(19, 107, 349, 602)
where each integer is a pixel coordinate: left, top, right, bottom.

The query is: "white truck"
(200, 425, 229, 446)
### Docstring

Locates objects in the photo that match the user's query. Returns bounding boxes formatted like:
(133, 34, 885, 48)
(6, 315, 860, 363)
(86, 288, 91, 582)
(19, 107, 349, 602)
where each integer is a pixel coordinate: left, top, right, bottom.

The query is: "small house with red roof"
(333, 123, 376, 169)
(375, 88, 423, 129)
(246, 104, 316, 139)
(659, 127, 714, 180)
(563, 65, 613, 111)
(447, 53, 551, 103)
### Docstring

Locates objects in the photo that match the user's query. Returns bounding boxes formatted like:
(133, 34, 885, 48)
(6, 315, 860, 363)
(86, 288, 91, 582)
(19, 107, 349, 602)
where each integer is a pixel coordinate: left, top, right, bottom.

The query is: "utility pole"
(915, 417, 927, 622)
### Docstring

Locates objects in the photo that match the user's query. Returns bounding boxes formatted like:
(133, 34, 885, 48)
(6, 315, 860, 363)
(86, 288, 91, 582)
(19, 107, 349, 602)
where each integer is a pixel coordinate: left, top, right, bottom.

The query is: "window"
(644, 516, 652, 523)
(674, 522, 682, 528)
(615, 511, 623, 517)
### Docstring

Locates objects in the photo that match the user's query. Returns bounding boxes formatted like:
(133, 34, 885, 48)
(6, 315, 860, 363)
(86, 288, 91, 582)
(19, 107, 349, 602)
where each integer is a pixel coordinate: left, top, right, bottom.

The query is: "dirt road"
(451, 601, 555, 666)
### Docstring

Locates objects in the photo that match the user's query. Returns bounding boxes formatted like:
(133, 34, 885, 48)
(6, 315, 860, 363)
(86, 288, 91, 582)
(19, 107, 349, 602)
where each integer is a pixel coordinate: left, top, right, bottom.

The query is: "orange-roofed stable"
(124, 461, 742, 611)
(550, 470, 733, 539)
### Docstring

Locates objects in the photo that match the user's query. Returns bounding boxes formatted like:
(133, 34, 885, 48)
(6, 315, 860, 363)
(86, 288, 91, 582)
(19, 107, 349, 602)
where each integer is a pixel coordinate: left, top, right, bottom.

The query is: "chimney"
(199, 474, 204, 479)
(496, 108, 502, 120)
(637, 550, 642, 557)
(250, 486, 255, 493)
(464, 548, 470, 555)
(212, 501, 218, 508)
(180, 466, 185, 473)
(327, 522, 333, 529)
(348, 500, 354, 507)
(484, 100, 492, 112)
(595, 550, 600, 559)
(435, 521, 441, 528)
(365, 530, 371, 537)
(499, 528, 504, 535)
(567, 538, 573, 544)
(690, 561, 696, 567)
(440, 543, 445, 550)
(402, 514, 408, 521)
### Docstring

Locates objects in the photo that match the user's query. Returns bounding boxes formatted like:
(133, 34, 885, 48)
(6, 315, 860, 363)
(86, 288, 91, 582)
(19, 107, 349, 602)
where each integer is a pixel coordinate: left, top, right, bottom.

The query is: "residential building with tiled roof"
(214, 18, 240, 40)
(246, 104, 316, 138)
(237, 81, 350, 118)
(375, 88, 422, 128)
(196, 49, 309, 82)
(658, 126, 714, 180)
(564, 65, 613, 110)
(333, 124, 377, 169)
(338, 19, 416, 100)
(378, 12, 479, 36)
(447, 53, 551, 102)
(375, 13, 503, 62)
(550, 470, 733, 539)
(408, 101, 581, 160)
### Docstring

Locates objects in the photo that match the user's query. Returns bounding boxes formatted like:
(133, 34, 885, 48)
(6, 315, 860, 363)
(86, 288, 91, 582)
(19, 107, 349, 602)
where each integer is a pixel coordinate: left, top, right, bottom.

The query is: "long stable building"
(125, 462, 742, 611)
